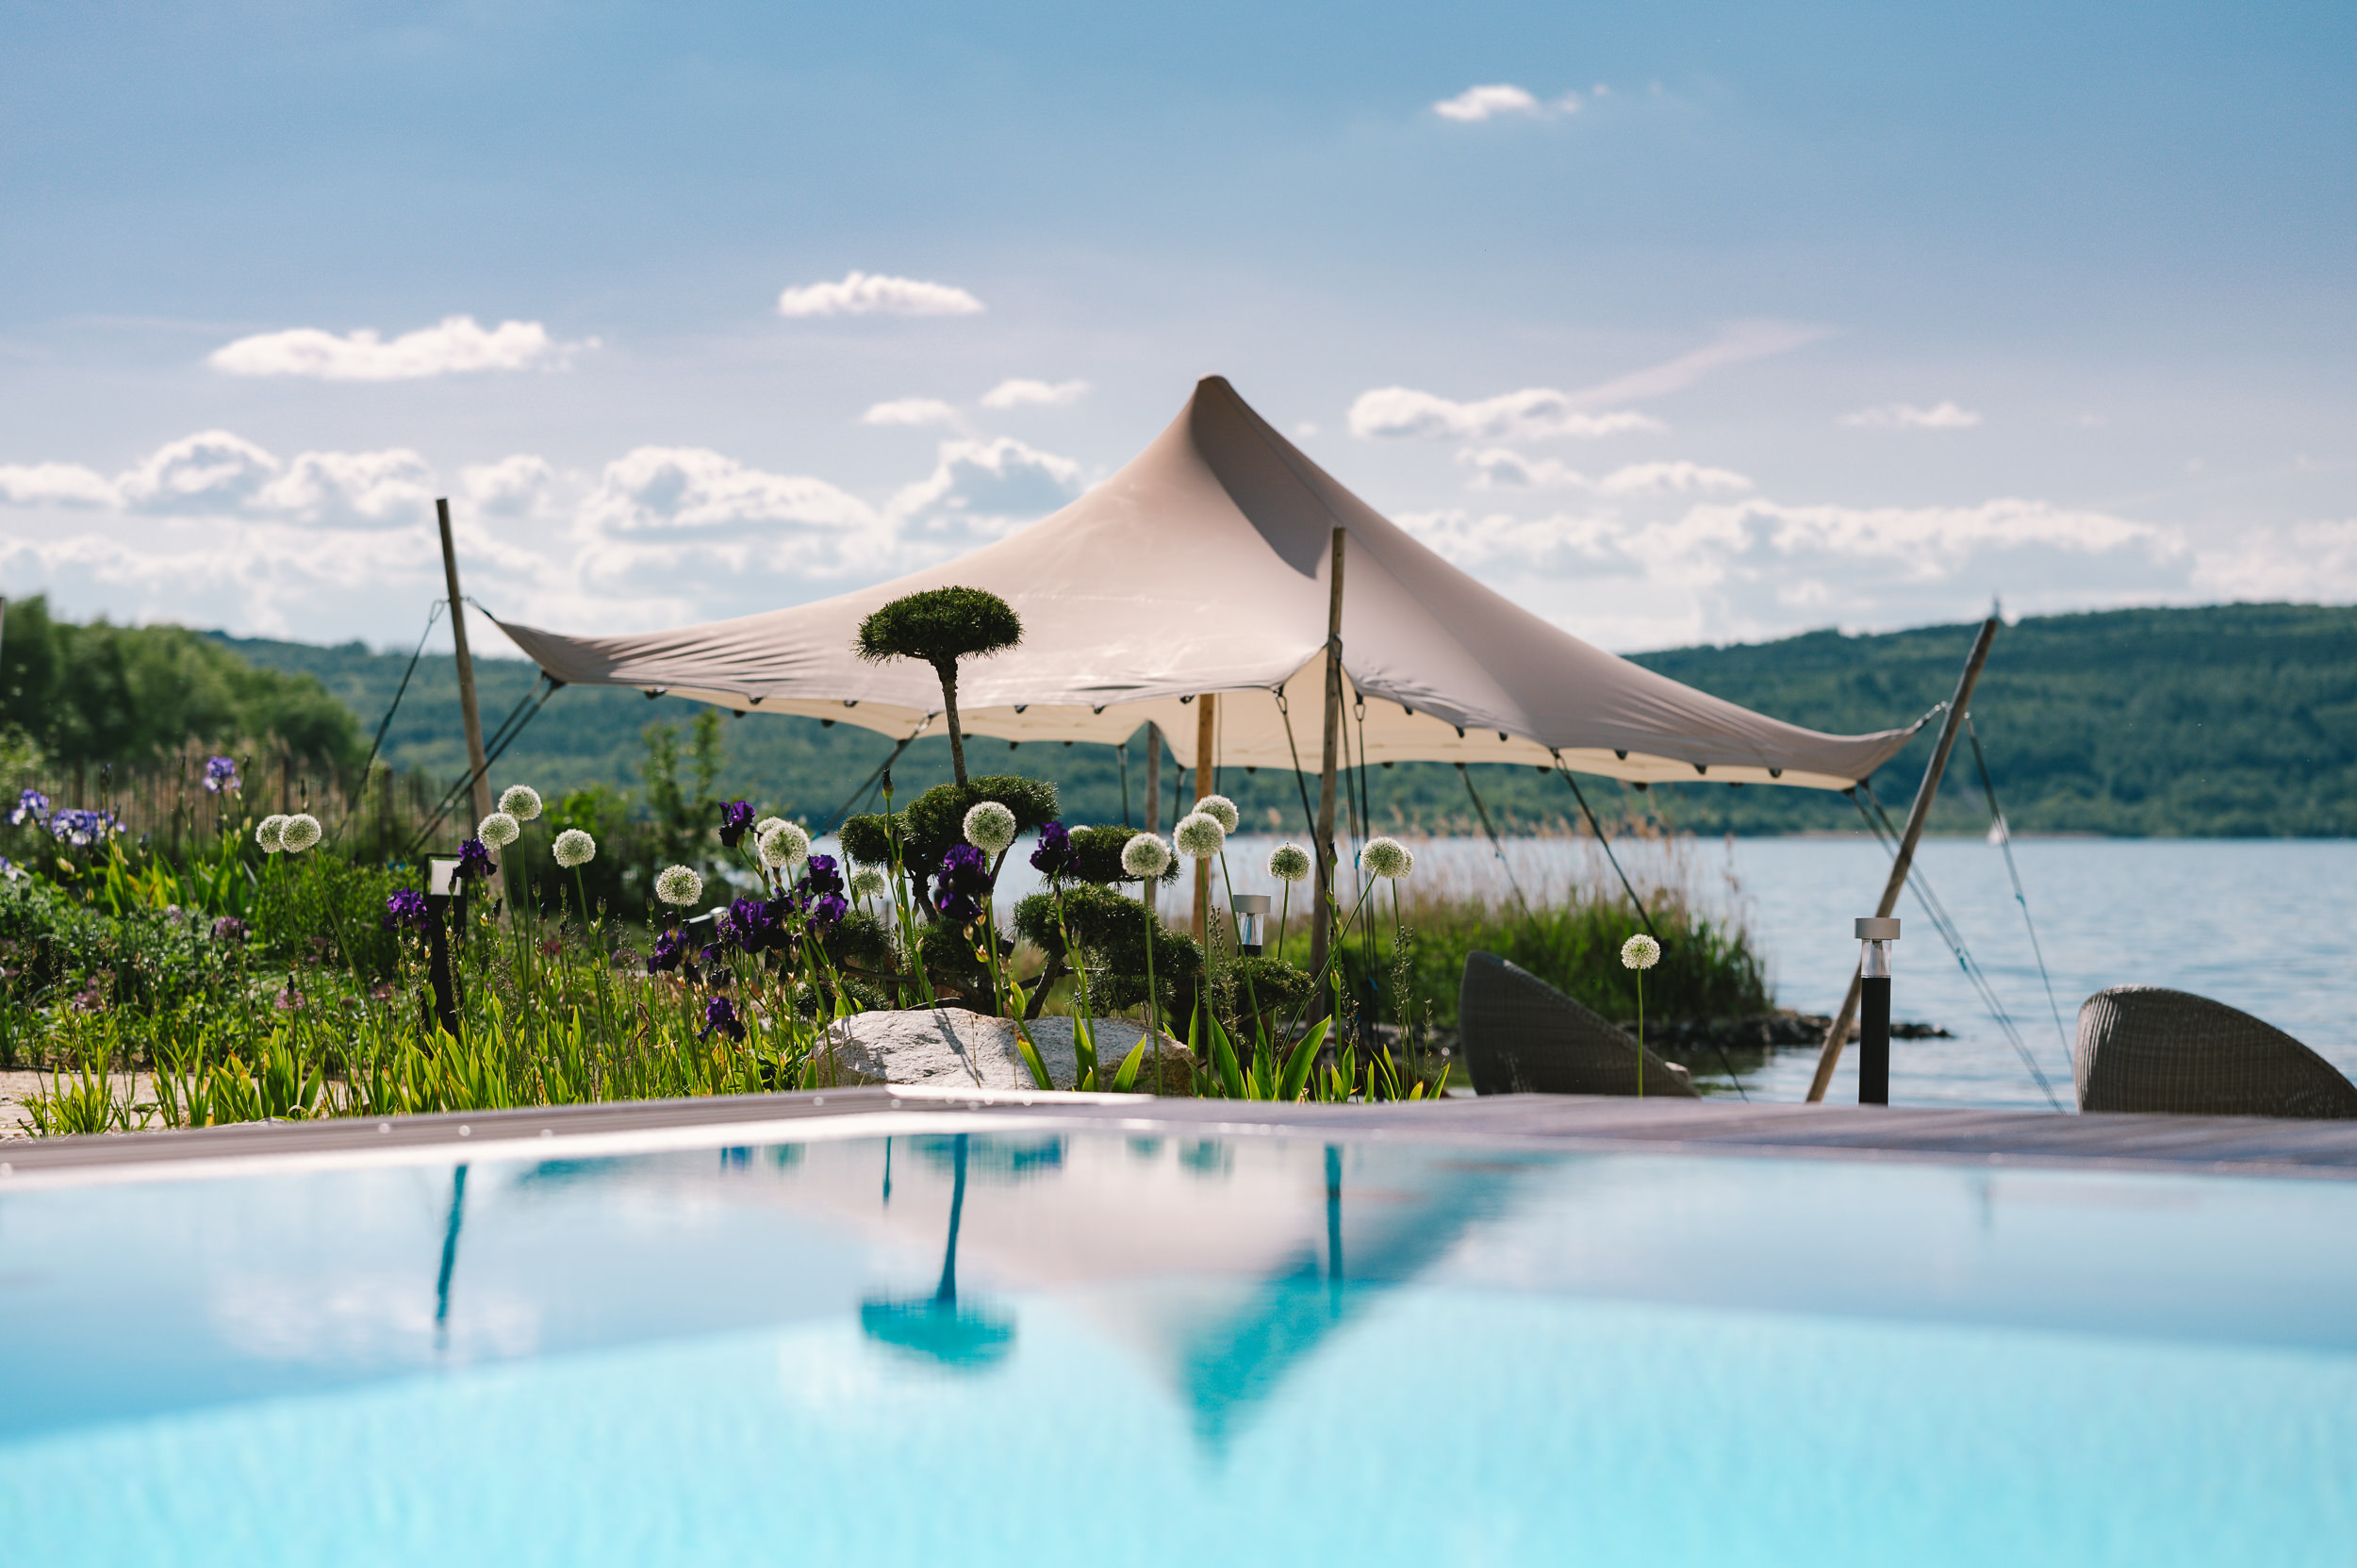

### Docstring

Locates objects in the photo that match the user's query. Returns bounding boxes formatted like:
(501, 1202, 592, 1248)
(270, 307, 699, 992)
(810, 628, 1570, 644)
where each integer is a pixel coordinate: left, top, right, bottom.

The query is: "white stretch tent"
(494, 377, 1922, 791)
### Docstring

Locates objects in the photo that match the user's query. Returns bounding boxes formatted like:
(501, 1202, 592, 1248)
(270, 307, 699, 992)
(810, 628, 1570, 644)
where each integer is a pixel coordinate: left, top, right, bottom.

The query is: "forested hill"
(211, 602, 2357, 837)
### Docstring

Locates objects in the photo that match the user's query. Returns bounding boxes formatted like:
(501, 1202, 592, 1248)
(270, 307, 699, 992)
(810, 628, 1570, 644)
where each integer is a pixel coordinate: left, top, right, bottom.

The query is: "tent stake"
(1309, 528, 1346, 1009)
(1804, 616, 1999, 1102)
(436, 498, 495, 837)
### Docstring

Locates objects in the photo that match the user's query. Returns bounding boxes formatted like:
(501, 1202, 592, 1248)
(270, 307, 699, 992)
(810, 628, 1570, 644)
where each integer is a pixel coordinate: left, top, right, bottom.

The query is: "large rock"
(814, 1009, 1193, 1093)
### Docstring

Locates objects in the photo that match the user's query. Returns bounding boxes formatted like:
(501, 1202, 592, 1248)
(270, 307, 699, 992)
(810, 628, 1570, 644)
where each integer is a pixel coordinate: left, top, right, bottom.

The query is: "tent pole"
(1804, 615, 2000, 1103)
(1193, 693, 1216, 942)
(1308, 528, 1346, 1008)
(436, 498, 495, 836)
(1143, 723, 1161, 923)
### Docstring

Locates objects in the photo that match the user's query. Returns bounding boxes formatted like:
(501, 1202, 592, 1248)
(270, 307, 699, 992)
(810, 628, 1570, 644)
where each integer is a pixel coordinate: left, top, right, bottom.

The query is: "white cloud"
(208, 316, 569, 381)
(1571, 322, 1827, 406)
(585, 447, 878, 536)
(0, 461, 117, 508)
(1840, 401, 1984, 431)
(1463, 450, 1754, 495)
(460, 455, 561, 520)
(2191, 520, 2357, 601)
(113, 430, 280, 512)
(776, 271, 984, 320)
(862, 398, 962, 427)
(1393, 491, 2190, 648)
(979, 377, 1090, 410)
(0, 430, 436, 529)
(890, 437, 1084, 536)
(1351, 387, 1663, 442)
(254, 448, 436, 528)
(1432, 85, 1543, 123)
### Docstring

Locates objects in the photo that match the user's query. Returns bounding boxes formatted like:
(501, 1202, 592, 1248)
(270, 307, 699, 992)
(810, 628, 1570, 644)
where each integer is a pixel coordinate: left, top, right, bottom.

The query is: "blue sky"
(1, 0, 2350, 655)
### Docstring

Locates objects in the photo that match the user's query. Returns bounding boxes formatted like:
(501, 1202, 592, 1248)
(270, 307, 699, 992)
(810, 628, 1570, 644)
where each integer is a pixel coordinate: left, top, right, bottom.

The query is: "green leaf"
(1015, 1029, 1053, 1092)
(1111, 1036, 1148, 1093)
(1210, 1015, 1246, 1099)
(1278, 1016, 1329, 1103)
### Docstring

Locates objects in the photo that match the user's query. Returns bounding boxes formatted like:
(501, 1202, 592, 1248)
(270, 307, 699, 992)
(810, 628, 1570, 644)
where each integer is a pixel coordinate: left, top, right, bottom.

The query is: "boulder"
(813, 1009, 1193, 1093)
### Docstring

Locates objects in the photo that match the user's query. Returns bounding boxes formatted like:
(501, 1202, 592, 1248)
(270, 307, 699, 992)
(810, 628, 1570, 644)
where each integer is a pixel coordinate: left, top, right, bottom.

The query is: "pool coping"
(8, 1088, 2357, 1188)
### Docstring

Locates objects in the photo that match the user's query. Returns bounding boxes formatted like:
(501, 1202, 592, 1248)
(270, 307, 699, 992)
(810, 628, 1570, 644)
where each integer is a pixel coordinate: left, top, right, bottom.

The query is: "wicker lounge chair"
(1459, 950, 1697, 1098)
(2073, 985, 2357, 1119)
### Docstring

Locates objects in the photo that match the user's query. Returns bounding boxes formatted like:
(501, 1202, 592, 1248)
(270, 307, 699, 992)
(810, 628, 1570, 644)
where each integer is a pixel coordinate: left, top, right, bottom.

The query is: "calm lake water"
(955, 833, 2357, 1113)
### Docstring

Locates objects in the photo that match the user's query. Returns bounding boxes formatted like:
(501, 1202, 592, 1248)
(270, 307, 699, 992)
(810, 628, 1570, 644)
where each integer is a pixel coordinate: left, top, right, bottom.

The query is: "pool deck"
(8, 1088, 2357, 1184)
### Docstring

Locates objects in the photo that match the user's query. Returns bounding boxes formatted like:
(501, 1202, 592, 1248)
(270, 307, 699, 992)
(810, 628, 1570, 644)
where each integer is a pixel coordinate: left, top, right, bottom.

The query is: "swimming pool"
(4, 1115, 2352, 1566)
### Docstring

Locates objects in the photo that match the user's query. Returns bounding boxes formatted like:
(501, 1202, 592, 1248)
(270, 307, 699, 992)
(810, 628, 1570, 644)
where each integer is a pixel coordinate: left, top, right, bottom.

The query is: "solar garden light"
(423, 854, 467, 1039)
(1231, 893, 1271, 957)
(1855, 916, 1901, 1106)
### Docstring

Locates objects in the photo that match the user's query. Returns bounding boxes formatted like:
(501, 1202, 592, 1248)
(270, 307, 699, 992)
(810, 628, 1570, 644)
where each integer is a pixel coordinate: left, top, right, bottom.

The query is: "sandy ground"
(0, 1069, 157, 1138)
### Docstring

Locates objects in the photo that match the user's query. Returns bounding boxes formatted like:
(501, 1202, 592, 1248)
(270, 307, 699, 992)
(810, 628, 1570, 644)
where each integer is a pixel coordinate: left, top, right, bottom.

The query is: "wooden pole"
(1192, 693, 1216, 943)
(1804, 616, 2001, 1102)
(1308, 528, 1347, 994)
(436, 498, 495, 835)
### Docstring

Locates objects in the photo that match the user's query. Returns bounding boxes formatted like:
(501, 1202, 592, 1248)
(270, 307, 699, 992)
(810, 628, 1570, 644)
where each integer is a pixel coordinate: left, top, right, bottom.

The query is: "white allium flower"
(552, 828, 597, 868)
(654, 864, 704, 906)
(1267, 842, 1312, 883)
(849, 867, 888, 900)
(963, 801, 1018, 854)
(757, 819, 810, 868)
(1361, 835, 1413, 880)
(1120, 833, 1172, 879)
(498, 784, 543, 821)
(255, 815, 287, 852)
(753, 816, 787, 844)
(1621, 933, 1661, 971)
(1174, 811, 1226, 860)
(1194, 794, 1240, 834)
(478, 812, 520, 848)
(279, 814, 322, 853)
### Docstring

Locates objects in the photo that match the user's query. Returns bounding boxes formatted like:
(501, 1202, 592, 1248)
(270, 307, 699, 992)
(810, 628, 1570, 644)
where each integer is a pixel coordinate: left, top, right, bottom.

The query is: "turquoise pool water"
(4, 1128, 2353, 1565)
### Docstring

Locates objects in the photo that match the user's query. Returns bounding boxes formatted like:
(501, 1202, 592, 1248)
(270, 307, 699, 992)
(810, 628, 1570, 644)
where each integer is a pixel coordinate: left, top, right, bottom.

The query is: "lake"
(959, 832, 2357, 1112)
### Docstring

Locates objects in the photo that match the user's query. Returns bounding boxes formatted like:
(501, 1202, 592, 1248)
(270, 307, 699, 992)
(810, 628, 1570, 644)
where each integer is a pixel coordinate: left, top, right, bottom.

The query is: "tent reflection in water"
(859, 1132, 1015, 1370)
(763, 1135, 1538, 1443)
(491, 376, 1923, 798)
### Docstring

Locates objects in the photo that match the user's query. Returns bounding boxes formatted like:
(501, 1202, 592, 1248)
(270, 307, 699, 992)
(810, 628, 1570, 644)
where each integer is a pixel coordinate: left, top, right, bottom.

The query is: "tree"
(0, 596, 360, 771)
(852, 586, 1022, 785)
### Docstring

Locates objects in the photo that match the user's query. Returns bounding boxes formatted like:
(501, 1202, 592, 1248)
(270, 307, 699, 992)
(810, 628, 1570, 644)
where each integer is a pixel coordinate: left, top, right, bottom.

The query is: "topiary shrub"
(1064, 824, 1179, 887)
(852, 586, 1023, 784)
(1012, 883, 1201, 1015)
(841, 775, 1058, 883)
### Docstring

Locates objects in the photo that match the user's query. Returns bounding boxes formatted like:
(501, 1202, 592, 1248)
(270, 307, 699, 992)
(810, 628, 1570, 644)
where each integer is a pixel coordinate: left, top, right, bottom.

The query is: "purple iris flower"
(718, 800, 756, 848)
(1030, 820, 1072, 877)
(455, 837, 495, 880)
(808, 892, 849, 933)
(647, 928, 691, 975)
(701, 995, 746, 1042)
(800, 852, 844, 899)
(383, 889, 430, 931)
(720, 896, 778, 954)
(932, 844, 993, 924)
(204, 756, 239, 795)
(49, 808, 120, 847)
(7, 788, 48, 828)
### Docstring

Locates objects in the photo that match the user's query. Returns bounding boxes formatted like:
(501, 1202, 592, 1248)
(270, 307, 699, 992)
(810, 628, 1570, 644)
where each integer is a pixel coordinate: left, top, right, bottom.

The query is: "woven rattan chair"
(2074, 985, 2357, 1119)
(1459, 950, 1697, 1098)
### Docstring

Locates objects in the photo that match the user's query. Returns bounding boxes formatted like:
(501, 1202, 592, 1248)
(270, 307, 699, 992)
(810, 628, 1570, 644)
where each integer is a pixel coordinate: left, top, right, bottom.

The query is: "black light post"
(424, 854, 466, 1040)
(1856, 916, 1900, 1105)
